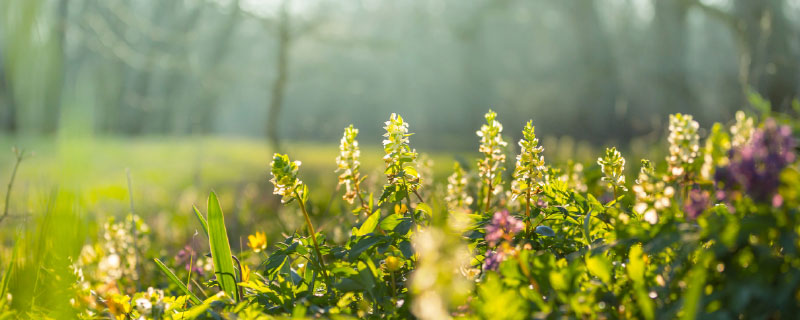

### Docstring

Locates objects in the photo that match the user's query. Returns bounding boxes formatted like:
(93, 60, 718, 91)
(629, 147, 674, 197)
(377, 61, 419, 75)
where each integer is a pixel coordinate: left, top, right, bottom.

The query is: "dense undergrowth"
(2, 96, 800, 319)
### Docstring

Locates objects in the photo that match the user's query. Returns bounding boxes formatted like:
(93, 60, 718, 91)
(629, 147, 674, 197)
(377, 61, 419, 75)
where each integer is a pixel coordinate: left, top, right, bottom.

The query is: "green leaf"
(681, 251, 712, 320)
(585, 253, 611, 284)
(379, 213, 403, 231)
(0, 242, 18, 298)
(355, 211, 381, 236)
(154, 258, 202, 305)
(583, 209, 593, 245)
(416, 203, 432, 215)
(207, 191, 239, 302)
(349, 236, 383, 261)
(628, 245, 654, 320)
(535, 225, 555, 237)
(192, 205, 209, 238)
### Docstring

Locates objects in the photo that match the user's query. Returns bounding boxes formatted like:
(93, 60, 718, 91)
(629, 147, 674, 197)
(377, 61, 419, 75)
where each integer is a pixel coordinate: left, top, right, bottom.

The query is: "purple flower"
(684, 189, 710, 220)
(715, 119, 796, 203)
(485, 210, 524, 247)
(176, 245, 204, 275)
(483, 250, 504, 271)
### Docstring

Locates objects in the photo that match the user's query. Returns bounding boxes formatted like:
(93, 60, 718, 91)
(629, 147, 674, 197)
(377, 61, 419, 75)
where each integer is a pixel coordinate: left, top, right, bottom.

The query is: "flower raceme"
(715, 118, 796, 203)
(511, 120, 545, 208)
(632, 159, 674, 225)
(269, 153, 304, 203)
(381, 113, 421, 200)
(598, 147, 627, 193)
(477, 110, 508, 211)
(485, 210, 524, 247)
(445, 162, 473, 209)
(666, 113, 701, 181)
(336, 125, 362, 205)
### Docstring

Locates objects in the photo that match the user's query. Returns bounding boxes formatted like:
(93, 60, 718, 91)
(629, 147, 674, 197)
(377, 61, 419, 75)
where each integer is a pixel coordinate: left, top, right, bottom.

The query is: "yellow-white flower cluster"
(511, 120, 545, 204)
(336, 125, 361, 204)
(382, 113, 420, 188)
(269, 153, 304, 202)
(445, 162, 473, 209)
(598, 147, 627, 192)
(730, 111, 754, 148)
(666, 113, 700, 180)
(476, 110, 507, 195)
(632, 160, 674, 224)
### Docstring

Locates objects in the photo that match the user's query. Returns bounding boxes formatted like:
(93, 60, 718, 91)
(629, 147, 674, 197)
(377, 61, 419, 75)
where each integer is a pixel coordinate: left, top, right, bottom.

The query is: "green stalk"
(294, 190, 330, 286)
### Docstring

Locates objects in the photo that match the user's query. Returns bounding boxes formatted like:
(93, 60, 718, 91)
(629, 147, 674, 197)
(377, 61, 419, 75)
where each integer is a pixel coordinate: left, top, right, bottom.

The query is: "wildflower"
(269, 153, 304, 203)
(666, 113, 700, 181)
(134, 298, 152, 316)
(632, 159, 674, 225)
(445, 162, 473, 209)
(730, 111, 754, 148)
(598, 147, 627, 193)
(381, 113, 421, 203)
(175, 245, 204, 275)
(384, 256, 404, 272)
(336, 125, 362, 205)
(560, 161, 587, 193)
(247, 232, 268, 253)
(241, 264, 251, 282)
(485, 210, 524, 247)
(476, 110, 508, 211)
(700, 123, 731, 181)
(511, 120, 546, 217)
(482, 250, 504, 271)
(684, 189, 710, 220)
(107, 294, 132, 318)
(716, 118, 796, 202)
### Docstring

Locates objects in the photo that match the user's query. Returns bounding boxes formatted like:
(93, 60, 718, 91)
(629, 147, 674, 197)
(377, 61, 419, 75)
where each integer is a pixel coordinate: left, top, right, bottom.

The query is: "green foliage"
(206, 191, 239, 302)
(4, 102, 800, 319)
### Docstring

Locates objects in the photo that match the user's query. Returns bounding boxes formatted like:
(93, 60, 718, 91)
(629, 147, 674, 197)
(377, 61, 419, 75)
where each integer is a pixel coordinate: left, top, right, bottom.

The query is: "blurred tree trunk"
(191, 0, 241, 135)
(450, 0, 511, 131)
(652, 0, 693, 114)
(562, 0, 627, 140)
(734, 0, 799, 111)
(0, 54, 16, 134)
(690, 0, 799, 111)
(266, 0, 291, 152)
(47, 0, 70, 135)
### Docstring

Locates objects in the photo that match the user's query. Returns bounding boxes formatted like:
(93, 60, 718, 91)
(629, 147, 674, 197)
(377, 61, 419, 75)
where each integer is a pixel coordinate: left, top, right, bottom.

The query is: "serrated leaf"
(535, 225, 555, 237)
(207, 191, 238, 302)
(154, 258, 201, 305)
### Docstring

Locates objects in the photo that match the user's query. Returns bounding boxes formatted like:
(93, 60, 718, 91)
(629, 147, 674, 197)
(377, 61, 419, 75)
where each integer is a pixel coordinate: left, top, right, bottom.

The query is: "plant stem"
(1, 148, 25, 224)
(294, 190, 331, 286)
(484, 179, 493, 214)
(400, 174, 417, 225)
(525, 181, 532, 234)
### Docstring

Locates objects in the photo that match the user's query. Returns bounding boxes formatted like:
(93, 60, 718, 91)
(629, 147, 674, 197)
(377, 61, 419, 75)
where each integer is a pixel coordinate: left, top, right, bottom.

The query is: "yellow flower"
(107, 294, 131, 318)
(241, 264, 251, 283)
(247, 232, 267, 253)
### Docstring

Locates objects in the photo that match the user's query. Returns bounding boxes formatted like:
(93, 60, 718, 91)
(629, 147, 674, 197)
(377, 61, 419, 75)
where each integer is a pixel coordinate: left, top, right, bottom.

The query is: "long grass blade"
(193, 205, 209, 238)
(206, 191, 238, 302)
(153, 258, 201, 305)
